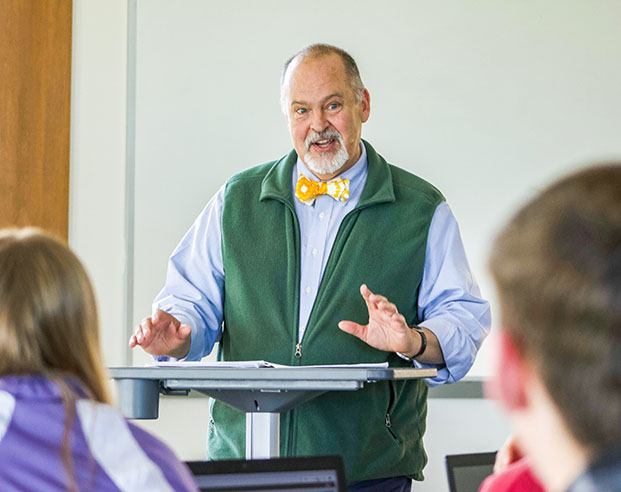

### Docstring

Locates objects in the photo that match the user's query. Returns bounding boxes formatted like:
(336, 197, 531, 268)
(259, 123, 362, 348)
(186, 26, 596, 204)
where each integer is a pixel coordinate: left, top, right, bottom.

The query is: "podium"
(109, 365, 436, 459)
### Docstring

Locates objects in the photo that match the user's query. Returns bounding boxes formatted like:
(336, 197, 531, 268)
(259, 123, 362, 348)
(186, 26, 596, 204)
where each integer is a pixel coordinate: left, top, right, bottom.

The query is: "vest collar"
(259, 148, 298, 207)
(357, 140, 395, 209)
(259, 139, 395, 209)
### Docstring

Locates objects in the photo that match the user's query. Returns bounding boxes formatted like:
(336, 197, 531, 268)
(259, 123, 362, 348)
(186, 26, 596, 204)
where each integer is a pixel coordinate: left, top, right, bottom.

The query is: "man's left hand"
(338, 284, 422, 356)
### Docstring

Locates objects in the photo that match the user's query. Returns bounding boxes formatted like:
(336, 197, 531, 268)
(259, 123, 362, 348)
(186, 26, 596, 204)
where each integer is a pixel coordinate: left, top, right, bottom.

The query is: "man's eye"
(295, 108, 307, 114)
(328, 103, 340, 110)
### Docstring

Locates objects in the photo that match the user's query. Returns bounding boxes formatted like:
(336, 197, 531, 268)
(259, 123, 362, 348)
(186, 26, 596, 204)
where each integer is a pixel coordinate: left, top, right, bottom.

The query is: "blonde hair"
(0, 228, 110, 403)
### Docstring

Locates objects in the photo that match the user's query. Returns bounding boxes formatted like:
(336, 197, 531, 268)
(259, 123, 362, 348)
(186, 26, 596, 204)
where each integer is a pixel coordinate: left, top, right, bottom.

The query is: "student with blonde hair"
(0, 228, 198, 492)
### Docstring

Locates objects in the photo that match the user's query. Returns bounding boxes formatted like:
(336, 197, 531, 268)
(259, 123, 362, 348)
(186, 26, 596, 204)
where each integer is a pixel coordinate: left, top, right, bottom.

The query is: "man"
(482, 164, 621, 491)
(130, 44, 490, 490)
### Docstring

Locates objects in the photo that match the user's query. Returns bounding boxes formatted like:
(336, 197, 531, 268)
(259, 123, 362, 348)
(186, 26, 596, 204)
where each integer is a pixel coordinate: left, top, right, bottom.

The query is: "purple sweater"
(0, 376, 198, 492)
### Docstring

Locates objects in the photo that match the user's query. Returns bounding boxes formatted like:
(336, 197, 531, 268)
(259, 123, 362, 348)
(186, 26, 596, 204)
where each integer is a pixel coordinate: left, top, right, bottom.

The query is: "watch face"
(396, 352, 414, 362)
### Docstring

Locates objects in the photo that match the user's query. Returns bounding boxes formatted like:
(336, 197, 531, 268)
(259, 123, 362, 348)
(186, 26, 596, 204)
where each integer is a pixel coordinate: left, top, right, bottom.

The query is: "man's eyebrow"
(290, 93, 345, 107)
(323, 93, 344, 102)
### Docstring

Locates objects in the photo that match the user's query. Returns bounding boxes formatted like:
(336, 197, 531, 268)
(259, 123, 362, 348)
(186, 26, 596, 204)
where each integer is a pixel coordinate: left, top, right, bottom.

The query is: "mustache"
(305, 128, 344, 151)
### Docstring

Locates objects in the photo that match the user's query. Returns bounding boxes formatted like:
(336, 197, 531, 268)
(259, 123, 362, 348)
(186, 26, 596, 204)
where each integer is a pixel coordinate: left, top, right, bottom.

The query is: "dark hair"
(489, 163, 621, 449)
(280, 43, 365, 111)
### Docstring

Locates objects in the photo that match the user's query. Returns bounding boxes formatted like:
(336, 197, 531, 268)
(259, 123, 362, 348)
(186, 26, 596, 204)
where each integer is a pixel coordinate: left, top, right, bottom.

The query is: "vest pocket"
(385, 380, 402, 444)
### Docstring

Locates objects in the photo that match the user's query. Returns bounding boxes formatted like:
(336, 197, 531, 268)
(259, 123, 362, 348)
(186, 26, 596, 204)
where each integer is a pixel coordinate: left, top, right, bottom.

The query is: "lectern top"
(108, 365, 437, 383)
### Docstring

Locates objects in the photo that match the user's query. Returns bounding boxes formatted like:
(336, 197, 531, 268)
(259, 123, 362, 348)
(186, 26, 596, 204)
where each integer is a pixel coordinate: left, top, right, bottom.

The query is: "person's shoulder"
(227, 152, 290, 186)
(223, 161, 276, 202)
(364, 141, 443, 203)
(387, 163, 445, 206)
(76, 400, 198, 491)
(389, 164, 441, 192)
(228, 161, 274, 183)
(126, 422, 198, 491)
(125, 420, 181, 464)
(568, 445, 621, 492)
(0, 374, 59, 399)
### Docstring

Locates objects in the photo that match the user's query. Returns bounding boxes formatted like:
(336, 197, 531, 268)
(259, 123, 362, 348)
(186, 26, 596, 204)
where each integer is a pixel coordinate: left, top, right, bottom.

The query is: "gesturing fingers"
(361, 284, 390, 313)
(338, 320, 365, 338)
(129, 325, 143, 348)
(360, 284, 375, 311)
(377, 300, 398, 315)
(129, 316, 153, 347)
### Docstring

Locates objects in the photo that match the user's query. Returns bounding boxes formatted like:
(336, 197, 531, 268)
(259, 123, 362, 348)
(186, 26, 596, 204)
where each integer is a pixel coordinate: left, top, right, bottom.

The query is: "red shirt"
(479, 458, 546, 492)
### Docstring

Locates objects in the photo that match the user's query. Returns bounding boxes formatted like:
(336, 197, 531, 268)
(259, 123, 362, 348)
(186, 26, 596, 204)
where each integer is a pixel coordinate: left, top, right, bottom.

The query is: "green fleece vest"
(208, 140, 444, 482)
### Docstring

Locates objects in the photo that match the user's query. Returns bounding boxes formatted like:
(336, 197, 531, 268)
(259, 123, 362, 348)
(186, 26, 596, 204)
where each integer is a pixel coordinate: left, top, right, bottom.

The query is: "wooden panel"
(0, 0, 73, 240)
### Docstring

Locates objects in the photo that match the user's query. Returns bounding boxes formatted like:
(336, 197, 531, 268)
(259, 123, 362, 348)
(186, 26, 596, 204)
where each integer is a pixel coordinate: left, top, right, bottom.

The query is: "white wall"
(413, 397, 510, 492)
(70, 0, 621, 488)
(70, 0, 129, 368)
(130, 0, 621, 377)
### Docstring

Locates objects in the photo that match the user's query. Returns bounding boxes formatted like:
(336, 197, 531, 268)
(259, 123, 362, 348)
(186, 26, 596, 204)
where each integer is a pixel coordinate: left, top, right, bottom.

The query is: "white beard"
(303, 129, 350, 176)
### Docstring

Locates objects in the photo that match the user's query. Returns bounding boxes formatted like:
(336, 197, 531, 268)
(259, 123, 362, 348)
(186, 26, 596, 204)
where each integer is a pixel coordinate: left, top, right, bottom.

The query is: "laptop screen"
(186, 456, 346, 492)
(445, 452, 497, 492)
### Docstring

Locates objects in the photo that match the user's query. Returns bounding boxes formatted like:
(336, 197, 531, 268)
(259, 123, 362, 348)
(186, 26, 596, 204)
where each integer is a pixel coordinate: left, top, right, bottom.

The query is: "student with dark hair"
(0, 228, 198, 492)
(481, 164, 621, 491)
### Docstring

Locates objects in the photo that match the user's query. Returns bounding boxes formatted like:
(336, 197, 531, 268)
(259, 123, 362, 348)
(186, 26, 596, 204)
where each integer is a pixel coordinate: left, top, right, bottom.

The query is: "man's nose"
(310, 109, 328, 132)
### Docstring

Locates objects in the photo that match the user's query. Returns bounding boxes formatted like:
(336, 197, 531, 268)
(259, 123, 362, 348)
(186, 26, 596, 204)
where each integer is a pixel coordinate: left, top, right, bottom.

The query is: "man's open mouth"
(311, 138, 336, 150)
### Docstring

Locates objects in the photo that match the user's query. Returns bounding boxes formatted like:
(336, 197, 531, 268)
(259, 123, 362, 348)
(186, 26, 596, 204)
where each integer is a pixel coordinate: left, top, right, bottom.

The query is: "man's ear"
(360, 89, 371, 123)
(488, 331, 530, 411)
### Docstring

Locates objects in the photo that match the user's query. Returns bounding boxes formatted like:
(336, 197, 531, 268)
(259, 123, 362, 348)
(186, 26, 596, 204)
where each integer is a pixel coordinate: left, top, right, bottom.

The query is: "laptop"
(445, 451, 497, 492)
(186, 455, 347, 492)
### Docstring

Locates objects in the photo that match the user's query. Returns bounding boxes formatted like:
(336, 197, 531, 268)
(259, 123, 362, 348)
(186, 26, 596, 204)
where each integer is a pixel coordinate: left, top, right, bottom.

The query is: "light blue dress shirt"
(154, 144, 490, 386)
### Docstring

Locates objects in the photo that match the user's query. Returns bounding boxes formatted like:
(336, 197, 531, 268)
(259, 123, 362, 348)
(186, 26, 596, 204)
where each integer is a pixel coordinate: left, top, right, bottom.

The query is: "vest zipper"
(302, 209, 358, 342)
(386, 410, 400, 442)
(385, 381, 401, 442)
(286, 344, 302, 458)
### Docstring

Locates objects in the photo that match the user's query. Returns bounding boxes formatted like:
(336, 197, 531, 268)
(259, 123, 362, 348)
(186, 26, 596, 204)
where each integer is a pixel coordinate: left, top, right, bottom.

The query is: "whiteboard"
(131, 0, 621, 375)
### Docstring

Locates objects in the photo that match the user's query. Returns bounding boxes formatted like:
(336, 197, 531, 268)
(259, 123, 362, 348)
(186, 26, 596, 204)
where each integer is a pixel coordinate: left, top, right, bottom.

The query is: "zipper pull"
(295, 343, 302, 358)
(385, 413, 392, 428)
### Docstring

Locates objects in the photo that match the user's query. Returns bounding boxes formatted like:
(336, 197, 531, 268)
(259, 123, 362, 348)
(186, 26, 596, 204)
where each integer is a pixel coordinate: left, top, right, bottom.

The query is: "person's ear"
(360, 89, 371, 123)
(488, 331, 529, 411)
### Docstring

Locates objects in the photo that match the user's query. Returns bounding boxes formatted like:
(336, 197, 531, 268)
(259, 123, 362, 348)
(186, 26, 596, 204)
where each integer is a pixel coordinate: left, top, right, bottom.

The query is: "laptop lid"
(445, 451, 497, 492)
(186, 455, 346, 492)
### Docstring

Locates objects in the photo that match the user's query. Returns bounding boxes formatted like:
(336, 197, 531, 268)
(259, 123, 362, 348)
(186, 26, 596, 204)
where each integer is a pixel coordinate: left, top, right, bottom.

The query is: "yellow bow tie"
(295, 174, 350, 206)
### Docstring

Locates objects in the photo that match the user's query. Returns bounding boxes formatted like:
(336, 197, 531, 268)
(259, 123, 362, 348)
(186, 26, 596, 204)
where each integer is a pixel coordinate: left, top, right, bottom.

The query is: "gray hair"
(280, 44, 365, 114)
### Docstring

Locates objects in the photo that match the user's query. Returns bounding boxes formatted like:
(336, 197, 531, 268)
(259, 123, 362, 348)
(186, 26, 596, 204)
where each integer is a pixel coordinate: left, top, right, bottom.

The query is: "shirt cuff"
(415, 317, 477, 387)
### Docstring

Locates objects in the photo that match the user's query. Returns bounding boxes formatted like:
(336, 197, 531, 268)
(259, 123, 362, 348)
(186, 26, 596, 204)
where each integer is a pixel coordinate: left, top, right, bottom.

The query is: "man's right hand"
(129, 310, 192, 359)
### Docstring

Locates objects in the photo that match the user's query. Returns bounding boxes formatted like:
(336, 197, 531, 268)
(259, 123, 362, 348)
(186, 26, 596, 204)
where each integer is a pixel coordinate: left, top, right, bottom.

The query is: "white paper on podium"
(149, 360, 389, 369)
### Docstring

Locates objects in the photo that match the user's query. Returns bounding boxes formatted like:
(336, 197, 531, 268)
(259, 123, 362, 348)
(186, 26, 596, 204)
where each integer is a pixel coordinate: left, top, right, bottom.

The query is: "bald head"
(280, 44, 365, 112)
